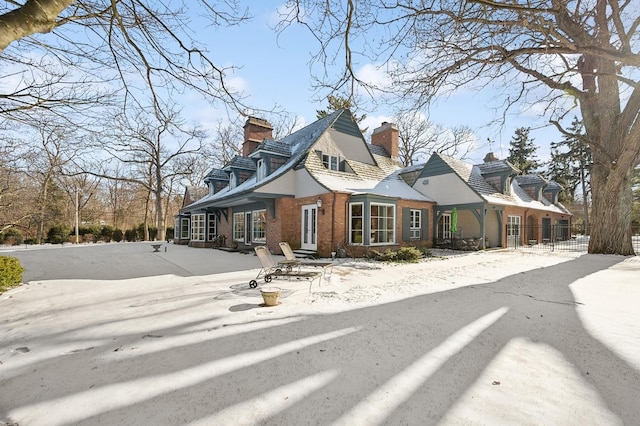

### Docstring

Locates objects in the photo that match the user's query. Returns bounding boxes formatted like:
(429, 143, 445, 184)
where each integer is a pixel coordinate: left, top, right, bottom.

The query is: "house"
(409, 152, 572, 248)
(175, 110, 435, 257)
(176, 109, 571, 256)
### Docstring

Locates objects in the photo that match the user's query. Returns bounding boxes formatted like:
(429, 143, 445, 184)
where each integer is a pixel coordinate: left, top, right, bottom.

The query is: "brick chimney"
(243, 116, 273, 156)
(371, 121, 398, 159)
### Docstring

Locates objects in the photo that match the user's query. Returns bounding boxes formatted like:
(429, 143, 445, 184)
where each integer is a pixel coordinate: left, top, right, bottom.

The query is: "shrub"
(100, 225, 115, 242)
(368, 246, 423, 263)
(0, 256, 24, 293)
(47, 225, 70, 244)
(113, 229, 124, 242)
(1, 228, 24, 246)
(124, 229, 138, 242)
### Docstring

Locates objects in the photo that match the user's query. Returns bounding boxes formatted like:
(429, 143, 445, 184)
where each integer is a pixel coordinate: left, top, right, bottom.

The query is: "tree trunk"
(588, 162, 635, 255)
(155, 188, 165, 241)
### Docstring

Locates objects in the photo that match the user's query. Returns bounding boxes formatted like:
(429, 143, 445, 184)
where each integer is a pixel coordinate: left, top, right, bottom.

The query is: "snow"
(0, 243, 638, 425)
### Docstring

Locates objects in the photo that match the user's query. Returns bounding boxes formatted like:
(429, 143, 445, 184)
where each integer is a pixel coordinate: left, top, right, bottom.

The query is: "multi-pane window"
(410, 209, 421, 240)
(252, 210, 267, 242)
(207, 213, 217, 241)
(507, 215, 521, 237)
(370, 203, 395, 244)
(180, 218, 190, 239)
(233, 212, 244, 241)
(438, 213, 451, 239)
(191, 214, 205, 241)
(349, 203, 364, 244)
(322, 154, 339, 171)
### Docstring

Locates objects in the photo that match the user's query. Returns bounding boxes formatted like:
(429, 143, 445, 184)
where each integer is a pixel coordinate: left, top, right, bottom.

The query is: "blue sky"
(184, 1, 564, 166)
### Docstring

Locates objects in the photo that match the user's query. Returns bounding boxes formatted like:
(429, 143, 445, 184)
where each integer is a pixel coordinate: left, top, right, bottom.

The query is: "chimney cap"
(483, 152, 499, 162)
(372, 121, 397, 134)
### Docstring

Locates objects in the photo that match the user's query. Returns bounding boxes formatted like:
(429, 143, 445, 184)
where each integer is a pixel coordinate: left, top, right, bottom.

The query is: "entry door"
(301, 205, 318, 251)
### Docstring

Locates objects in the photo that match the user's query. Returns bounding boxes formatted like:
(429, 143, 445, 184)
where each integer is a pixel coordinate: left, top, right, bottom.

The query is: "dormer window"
(256, 159, 267, 181)
(322, 154, 339, 171)
(229, 172, 236, 189)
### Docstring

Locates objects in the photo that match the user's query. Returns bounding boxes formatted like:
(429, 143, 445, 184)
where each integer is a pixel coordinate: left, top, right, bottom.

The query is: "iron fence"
(508, 224, 640, 253)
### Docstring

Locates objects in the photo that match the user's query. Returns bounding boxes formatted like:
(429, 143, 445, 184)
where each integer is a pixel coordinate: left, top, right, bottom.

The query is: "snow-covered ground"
(1, 243, 639, 425)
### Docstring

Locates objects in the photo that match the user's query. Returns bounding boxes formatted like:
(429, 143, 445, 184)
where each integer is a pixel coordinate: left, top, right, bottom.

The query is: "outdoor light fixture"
(316, 197, 325, 215)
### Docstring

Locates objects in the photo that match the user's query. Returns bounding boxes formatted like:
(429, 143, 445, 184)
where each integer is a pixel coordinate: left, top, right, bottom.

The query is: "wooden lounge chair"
(279, 242, 333, 279)
(250, 246, 322, 292)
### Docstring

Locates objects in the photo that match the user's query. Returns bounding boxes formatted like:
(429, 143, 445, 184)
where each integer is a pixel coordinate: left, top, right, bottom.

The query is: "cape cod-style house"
(176, 109, 572, 257)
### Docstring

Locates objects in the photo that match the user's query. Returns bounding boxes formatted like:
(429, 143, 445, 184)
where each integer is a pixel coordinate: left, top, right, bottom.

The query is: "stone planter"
(260, 287, 281, 306)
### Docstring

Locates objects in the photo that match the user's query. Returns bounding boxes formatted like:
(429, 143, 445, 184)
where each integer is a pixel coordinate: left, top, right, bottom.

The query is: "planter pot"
(260, 287, 281, 306)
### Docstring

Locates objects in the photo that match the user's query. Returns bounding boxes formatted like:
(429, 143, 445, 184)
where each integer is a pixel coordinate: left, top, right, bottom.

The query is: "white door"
(301, 205, 318, 251)
(507, 215, 521, 247)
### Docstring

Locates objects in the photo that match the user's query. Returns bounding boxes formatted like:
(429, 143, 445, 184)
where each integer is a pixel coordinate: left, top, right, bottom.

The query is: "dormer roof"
(222, 156, 256, 172)
(477, 160, 520, 176)
(248, 139, 292, 158)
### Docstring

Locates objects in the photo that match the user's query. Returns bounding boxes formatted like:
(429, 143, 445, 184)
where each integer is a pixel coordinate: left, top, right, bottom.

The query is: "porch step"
(292, 249, 318, 259)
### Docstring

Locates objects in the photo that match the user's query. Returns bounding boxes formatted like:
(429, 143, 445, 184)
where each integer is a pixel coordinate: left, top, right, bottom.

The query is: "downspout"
(331, 192, 337, 252)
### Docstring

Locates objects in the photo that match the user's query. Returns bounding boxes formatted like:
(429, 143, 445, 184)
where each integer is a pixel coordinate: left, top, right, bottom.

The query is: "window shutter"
(422, 209, 429, 240)
(402, 207, 411, 242)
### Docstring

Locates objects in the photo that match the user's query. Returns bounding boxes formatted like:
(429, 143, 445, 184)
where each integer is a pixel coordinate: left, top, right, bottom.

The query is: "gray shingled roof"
(204, 169, 228, 181)
(223, 156, 256, 171)
(515, 174, 549, 186)
(184, 110, 344, 209)
(477, 160, 519, 175)
(249, 139, 292, 157)
(545, 181, 563, 191)
(435, 153, 571, 213)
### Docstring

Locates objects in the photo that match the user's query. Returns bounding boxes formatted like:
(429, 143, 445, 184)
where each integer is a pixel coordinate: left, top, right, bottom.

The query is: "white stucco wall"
(413, 174, 481, 205)
(254, 169, 297, 195)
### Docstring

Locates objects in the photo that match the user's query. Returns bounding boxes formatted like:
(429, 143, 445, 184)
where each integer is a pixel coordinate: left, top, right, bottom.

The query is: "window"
(507, 215, 521, 237)
(180, 218, 190, 239)
(191, 214, 205, 241)
(410, 209, 421, 240)
(229, 172, 236, 189)
(233, 212, 244, 241)
(207, 213, 217, 241)
(256, 159, 266, 181)
(370, 203, 395, 244)
(174, 218, 179, 238)
(322, 154, 339, 171)
(349, 203, 364, 244)
(438, 213, 451, 239)
(252, 210, 267, 242)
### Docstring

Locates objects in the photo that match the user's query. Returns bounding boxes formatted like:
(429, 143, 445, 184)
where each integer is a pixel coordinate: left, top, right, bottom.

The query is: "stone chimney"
(371, 121, 398, 159)
(243, 116, 273, 156)
(484, 152, 499, 162)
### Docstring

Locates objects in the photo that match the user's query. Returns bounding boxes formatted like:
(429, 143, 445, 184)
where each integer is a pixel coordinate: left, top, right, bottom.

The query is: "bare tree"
(1, 1, 252, 125)
(82, 105, 205, 240)
(396, 112, 476, 166)
(283, 0, 640, 255)
(21, 120, 80, 243)
(0, 133, 31, 234)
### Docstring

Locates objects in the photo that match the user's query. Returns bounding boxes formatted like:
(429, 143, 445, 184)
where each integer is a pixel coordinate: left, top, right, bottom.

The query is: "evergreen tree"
(546, 117, 592, 227)
(507, 127, 540, 174)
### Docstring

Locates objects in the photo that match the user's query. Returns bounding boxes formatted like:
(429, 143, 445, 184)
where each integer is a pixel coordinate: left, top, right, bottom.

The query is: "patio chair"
(250, 246, 322, 292)
(279, 242, 334, 279)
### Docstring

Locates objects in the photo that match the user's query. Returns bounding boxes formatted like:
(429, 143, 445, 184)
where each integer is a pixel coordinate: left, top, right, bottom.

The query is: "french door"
(301, 205, 318, 251)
